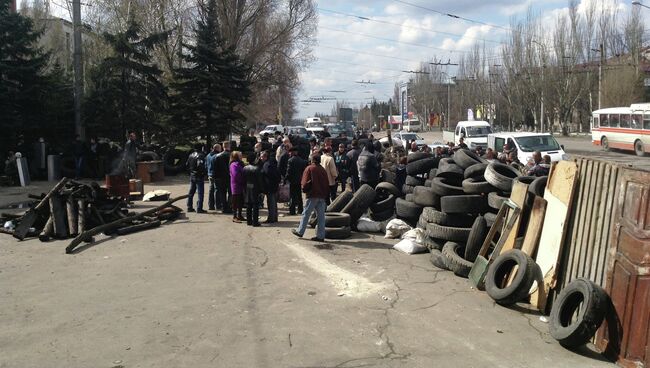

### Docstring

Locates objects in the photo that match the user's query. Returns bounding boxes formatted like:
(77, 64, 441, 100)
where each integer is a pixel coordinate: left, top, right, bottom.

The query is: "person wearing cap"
(292, 154, 329, 242)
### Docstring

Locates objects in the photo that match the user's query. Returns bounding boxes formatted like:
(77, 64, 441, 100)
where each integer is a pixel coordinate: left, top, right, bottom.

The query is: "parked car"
(286, 126, 311, 139)
(442, 120, 492, 149)
(488, 132, 569, 163)
(259, 124, 284, 138)
(394, 131, 426, 150)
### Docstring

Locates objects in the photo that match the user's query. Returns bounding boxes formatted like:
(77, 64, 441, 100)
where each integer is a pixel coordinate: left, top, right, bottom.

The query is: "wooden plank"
(586, 162, 606, 281)
(501, 181, 529, 252)
(521, 196, 547, 258)
(599, 165, 619, 288)
(566, 158, 589, 287)
(577, 161, 598, 279)
(530, 160, 579, 312)
(574, 160, 593, 281)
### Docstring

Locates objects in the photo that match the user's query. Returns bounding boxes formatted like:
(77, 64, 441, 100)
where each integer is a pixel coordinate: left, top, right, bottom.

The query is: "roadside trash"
(143, 189, 171, 202)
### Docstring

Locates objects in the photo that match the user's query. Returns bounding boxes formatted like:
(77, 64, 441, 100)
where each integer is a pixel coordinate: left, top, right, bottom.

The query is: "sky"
(296, 0, 638, 119)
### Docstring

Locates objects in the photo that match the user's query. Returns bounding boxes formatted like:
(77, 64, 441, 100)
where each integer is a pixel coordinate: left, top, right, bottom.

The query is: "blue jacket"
(206, 151, 219, 177)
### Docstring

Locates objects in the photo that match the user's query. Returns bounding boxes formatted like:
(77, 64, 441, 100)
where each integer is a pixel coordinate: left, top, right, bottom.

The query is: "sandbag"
(394, 238, 428, 254)
(384, 219, 412, 239)
(356, 216, 383, 233)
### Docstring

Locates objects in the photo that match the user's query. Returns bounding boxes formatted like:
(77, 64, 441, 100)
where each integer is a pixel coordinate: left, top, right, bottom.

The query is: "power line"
(319, 25, 467, 54)
(318, 7, 502, 44)
(392, 0, 512, 32)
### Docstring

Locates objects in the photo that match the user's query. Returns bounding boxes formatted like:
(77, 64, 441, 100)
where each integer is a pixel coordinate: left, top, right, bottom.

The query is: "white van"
(403, 118, 422, 132)
(443, 120, 492, 148)
(305, 117, 323, 129)
(488, 132, 569, 163)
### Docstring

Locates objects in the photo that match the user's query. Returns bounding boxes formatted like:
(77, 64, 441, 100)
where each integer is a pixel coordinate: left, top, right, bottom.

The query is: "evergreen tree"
(171, 0, 251, 146)
(0, 0, 49, 150)
(85, 21, 168, 141)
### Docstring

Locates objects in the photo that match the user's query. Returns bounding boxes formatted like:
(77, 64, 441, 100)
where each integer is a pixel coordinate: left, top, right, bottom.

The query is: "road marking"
(282, 241, 389, 297)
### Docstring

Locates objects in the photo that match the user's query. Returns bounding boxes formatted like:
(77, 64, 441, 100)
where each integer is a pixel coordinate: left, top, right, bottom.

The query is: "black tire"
(395, 197, 424, 220)
(634, 139, 646, 157)
(376, 182, 401, 198)
(485, 249, 538, 305)
(370, 194, 396, 213)
(402, 184, 415, 195)
(601, 136, 609, 151)
(549, 278, 608, 348)
(442, 242, 474, 277)
(423, 236, 446, 251)
(325, 226, 352, 240)
(485, 162, 520, 192)
(420, 207, 475, 227)
(327, 191, 354, 212)
(487, 191, 509, 210)
(405, 175, 425, 186)
(528, 176, 548, 197)
(440, 194, 489, 214)
(405, 193, 414, 202)
(324, 212, 352, 228)
(426, 222, 471, 242)
(453, 149, 486, 169)
(431, 177, 464, 196)
(514, 176, 536, 185)
(341, 184, 377, 225)
(438, 157, 455, 167)
(380, 169, 396, 185)
(163, 148, 189, 175)
(462, 177, 497, 194)
(485, 212, 497, 227)
(464, 163, 488, 179)
(407, 152, 433, 163)
(369, 207, 394, 222)
(407, 157, 438, 176)
(137, 150, 160, 162)
(413, 186, 437, 207)
(437, 162, 464, 176)
(465, 216, 487, 262)
(430, 249, 449, 270)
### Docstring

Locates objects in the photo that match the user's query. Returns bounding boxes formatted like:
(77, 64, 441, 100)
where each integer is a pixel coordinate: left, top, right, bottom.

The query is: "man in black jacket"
(346, 139, 362, 192)
(261, 150, 281, 223)
(244, 153, 264, 226)
(285, 147, 307, 215)
(215, 141, 232, 214)
(186, 143, 207, 213)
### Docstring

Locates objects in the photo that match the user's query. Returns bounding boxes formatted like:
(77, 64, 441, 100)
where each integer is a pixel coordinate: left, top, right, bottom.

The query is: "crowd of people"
(184, 130, 553, 241)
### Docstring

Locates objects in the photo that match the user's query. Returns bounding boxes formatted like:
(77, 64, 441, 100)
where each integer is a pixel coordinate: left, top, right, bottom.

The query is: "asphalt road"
(0, 178, 615, 368)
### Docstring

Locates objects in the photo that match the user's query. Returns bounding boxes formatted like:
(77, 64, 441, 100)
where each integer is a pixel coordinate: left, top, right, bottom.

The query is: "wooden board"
(521, 196, 547, 258)
(530, 161, 578, 312)
(501, 181, 529, 253)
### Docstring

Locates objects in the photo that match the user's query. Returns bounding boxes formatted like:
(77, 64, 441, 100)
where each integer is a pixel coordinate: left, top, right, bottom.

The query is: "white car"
(259, 125, 284, 137)
(395, 131, 426, 150)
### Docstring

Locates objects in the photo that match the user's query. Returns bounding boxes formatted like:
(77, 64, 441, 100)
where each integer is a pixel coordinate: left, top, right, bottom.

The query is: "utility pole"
(598, 43, 604, 109)
(10, 0, 16, 12)
(73, 0, 84, 139)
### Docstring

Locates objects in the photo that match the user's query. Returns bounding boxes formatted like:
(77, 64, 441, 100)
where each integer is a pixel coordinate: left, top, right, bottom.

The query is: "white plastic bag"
(384, 219, 412, 239)
(356, 216, 383, 233)
(393, 238, 428, 254)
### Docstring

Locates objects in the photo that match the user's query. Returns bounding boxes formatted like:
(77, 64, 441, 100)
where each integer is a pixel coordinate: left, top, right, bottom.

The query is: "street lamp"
(632, 1, 650, 10)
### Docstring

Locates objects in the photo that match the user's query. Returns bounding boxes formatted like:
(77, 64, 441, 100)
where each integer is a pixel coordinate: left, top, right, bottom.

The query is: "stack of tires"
(396, 153, 438, 226)
(424, 150, 524, 278)
(368, 182, 400, 222)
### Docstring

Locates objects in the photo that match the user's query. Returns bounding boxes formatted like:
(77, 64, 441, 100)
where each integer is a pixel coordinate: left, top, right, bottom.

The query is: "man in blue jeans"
(186, 144, 207, 213)
(292, 154, 330, 242)
(206, 143, 222, 210)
